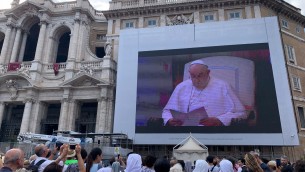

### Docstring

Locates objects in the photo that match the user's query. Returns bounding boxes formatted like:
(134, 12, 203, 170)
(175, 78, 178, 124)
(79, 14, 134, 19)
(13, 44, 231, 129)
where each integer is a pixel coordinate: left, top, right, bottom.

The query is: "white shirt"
(97, 166, 112, 172)
(34, 157, 53, 172)
(162, 77, 246, 126)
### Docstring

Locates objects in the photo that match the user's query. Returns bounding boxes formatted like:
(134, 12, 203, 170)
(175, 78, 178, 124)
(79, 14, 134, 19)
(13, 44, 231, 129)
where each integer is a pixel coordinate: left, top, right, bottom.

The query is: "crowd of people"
(0, 144, 303, 172)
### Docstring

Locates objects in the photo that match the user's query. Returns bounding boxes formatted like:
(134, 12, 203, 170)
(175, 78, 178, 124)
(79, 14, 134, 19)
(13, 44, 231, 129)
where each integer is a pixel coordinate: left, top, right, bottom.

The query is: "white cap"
(190, 59, 208, 68)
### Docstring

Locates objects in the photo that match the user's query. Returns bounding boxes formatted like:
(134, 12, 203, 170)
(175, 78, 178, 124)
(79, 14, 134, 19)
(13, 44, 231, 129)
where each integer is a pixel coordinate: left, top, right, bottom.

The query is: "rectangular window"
(148, 19, 157, 27)
(281, 19, 289, 28)
(296, 26, 301, 33)
(292, 76, 301, 91)
(286, 45, 296, 63)
(298, 107, 305, 128)
(125, 22, 134, 29)
(204, 15, 214, 21)
(229, 12, 241, 19)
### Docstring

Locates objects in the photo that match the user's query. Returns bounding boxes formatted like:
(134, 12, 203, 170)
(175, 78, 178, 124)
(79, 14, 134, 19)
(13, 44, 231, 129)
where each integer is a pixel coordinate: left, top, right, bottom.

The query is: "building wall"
(104, 0, 305, 161)
(0, 0, 116, 141)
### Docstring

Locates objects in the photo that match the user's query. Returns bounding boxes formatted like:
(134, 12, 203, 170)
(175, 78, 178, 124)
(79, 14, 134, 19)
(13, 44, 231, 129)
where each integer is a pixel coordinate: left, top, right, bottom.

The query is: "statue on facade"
(18, 65, 31, 79)
(0, 65, 6, 75)
(104, 40, 112, 57)
(76, 65, 94, 76)
(5, 79, 18, 100)
(11, 0, 20, 8)
(166, 14, 194, 26)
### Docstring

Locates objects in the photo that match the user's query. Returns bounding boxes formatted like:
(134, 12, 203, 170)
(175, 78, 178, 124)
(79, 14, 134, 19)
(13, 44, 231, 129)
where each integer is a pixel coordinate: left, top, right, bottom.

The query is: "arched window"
(23, 22, 39, 61)
(56, 32, 71, 63)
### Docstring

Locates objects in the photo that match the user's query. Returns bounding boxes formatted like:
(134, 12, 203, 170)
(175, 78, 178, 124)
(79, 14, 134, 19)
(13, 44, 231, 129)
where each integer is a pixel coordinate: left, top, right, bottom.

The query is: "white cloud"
(0, 0, 304, 14)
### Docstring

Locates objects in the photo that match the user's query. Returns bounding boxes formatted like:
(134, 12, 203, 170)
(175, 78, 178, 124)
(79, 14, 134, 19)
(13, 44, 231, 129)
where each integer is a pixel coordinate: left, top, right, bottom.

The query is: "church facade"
(1, 0, 305, 160)
(0, 0, 115, 141)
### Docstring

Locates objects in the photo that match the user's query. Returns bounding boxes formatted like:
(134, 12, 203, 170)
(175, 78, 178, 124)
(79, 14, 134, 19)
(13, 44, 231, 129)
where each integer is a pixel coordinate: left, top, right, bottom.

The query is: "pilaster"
(245, 6, 252, 19)
(254, 5, 262, 18)
(218, 9, 225, 21)
(107, 19, 113, 35)
(194, 11, 200, 24)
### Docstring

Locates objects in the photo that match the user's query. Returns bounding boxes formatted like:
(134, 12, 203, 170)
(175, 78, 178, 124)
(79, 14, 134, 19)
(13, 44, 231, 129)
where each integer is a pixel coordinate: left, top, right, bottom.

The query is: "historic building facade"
(103, 0, 305, 160)
(0, 0, 115, 141)
(1, 0, 305, 160)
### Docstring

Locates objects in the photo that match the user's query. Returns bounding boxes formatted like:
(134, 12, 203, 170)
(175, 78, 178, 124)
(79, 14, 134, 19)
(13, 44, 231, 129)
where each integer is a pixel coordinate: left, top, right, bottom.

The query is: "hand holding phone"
(69, 144, 76, 150)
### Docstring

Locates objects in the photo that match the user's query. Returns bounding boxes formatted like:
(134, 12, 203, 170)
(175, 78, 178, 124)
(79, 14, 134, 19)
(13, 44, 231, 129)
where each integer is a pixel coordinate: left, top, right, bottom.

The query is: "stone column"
(58, 98, 70, 131)
(95, 97, 107, 133)
(34, 21, 47, 61)
(67, 100, 77, 131)
(138, 17, 144, 28)
(68, 15, 80, 60)
(0, 24, 13, 64)
(20, 98, 34, 133)
(6, 27, 17, 63)
(107, 20, 113, 35)
(0, 102, 6, 129)
(30, 102, 47, 133)
(18, 32, 28, 62)
(10, 27, 22, 62)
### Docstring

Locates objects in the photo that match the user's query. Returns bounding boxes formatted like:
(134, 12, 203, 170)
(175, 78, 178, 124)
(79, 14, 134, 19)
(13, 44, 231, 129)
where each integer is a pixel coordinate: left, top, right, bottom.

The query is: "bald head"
(35, 144, 48, 157)
(3, 148, 24, 170)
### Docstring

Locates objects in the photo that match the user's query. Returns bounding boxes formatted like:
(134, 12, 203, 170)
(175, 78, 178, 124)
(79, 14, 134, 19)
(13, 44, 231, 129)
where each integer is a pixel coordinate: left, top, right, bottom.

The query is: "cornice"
(103, 0, 305, 26)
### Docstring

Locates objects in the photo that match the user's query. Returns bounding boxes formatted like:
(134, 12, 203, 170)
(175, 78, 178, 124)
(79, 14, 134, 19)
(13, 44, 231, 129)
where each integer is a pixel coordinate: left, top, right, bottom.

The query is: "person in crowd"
(219, 159, 234, 172)
(97, 157, 115, 172)
(0, 148, 24, 172)
(141, 155, 156, 172)
(169, 157, 177, 168)
(86, 147, 102, 172)
(125, 153, 142, 172)
(267, 160, 279, 172)
(193, 159, 209, 172)
(237, 158, 247, 172)
(227, 157, 239, 172)
(184, 161, 192, 172)
(32, 144, 67, 172)
(80, 149, 88, 164)
(206, 155, 220, 172)
(250, 151, 271, 172)
(280, 155, 293, 172)
(169, 161, 183, 172)
(42, 162, 62, 172)
(154, 158, 170, 172)
(293, 159, 305, 172)
(64, 145, 86, 172)
(244, 153, 264, 172)
(177, 160, 185, 172)
(162, 59, 246, 126)
(112, 161, 120, 172)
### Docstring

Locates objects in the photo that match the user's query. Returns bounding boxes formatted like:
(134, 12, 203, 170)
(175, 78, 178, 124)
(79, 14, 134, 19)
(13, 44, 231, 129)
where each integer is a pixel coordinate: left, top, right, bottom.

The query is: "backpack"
(27, 159, 46, 172)
(66, 164, 79, 172)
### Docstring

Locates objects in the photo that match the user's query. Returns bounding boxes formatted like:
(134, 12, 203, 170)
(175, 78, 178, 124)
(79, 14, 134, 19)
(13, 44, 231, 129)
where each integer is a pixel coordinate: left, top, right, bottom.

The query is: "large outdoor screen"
(114, 17, 298, 145)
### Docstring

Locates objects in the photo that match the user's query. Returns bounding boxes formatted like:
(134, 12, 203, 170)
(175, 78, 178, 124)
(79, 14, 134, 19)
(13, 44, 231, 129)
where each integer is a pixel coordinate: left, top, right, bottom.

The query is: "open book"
(170, 107, 208, 126)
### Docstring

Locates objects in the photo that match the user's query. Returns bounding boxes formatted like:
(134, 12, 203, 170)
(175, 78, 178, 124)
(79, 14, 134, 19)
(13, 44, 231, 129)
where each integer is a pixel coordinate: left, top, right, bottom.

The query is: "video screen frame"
(114, 17, 298, 145)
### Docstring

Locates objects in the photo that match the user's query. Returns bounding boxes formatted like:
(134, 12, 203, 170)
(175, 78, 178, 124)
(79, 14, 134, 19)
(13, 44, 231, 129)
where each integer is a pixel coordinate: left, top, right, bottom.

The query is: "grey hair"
(4, 151, 20, 164)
